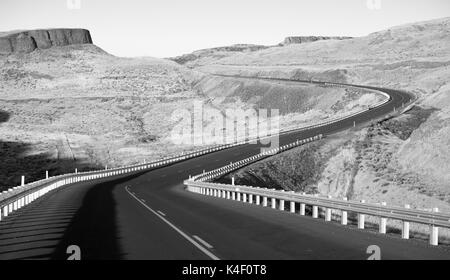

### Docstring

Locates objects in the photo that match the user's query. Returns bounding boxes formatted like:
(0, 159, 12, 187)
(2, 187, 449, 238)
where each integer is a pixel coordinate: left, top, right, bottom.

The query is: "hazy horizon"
(1, 0, 450, 58)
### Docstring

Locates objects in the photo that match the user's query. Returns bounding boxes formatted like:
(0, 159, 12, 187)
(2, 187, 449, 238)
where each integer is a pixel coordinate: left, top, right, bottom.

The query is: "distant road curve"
(1, 76, 449, 260)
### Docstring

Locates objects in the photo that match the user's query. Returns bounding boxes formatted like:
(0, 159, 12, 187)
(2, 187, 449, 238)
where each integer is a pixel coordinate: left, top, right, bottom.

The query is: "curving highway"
(1, 77, 449, 260)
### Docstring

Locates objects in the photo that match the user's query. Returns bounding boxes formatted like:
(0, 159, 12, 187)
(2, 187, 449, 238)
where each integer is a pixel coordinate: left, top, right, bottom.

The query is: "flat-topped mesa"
(281, 36, 353, 45)
(0, 28, 93, 54)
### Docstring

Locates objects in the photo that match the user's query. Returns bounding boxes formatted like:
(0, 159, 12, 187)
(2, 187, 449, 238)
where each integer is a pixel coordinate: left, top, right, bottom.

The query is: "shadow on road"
(0, 173, 142, 260)
(50, 174, 144, 260)
(0, 109, 103, 191)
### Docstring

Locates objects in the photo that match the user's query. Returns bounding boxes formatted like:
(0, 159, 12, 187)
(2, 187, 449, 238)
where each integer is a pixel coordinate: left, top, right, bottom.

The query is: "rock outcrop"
(0, 29, 92, 55)
(170, 44, 269, 65)
(281, 36, 352, 45)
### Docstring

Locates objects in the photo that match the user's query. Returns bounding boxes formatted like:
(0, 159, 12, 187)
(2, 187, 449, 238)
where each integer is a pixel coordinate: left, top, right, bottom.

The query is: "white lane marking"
(157, 210, 166, 217)
(192, 235, 214, 249)
(125, 187, 220, 260)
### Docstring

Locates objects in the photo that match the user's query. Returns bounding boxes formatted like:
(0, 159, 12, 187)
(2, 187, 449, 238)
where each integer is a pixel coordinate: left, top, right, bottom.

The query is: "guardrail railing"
(183, 81, 447, 246)
(0, 141, 246, 221)
(185, 177, 449, 246)
(0, 79, 404, 237)
(185, 132, 450, 246)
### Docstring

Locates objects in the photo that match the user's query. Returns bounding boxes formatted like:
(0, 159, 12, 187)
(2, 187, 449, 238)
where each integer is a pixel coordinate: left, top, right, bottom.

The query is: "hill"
(0, 33, 378, 190)
(205, 18, 450, 215)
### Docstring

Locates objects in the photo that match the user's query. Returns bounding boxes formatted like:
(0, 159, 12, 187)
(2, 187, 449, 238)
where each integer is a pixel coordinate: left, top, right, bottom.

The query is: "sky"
(1, 0, 449, 58)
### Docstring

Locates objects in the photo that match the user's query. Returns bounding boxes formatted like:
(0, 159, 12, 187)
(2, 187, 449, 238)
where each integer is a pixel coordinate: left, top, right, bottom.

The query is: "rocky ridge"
(0, 29, 92, 55)
(281, 36, 353, 45)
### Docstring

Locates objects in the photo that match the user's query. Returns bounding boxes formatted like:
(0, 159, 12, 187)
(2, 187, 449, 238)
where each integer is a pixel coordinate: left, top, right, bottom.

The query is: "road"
(0, 78, 449, 260)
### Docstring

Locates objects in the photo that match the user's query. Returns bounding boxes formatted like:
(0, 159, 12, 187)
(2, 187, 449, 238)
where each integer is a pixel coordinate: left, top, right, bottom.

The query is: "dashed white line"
(157, 210, 166, 217)
(192, 235, 214, 249)
(124, 187, 220, 260)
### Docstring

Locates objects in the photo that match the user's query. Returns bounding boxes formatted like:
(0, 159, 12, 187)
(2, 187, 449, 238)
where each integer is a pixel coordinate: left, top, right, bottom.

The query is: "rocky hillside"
(0, 29, 379, 190)
(208, 18, 450, 217)
(169, 44, 270, 67)
(0, 29, 92, 55)
(280, 36, 352, 46)
(0, 40, 203, 189)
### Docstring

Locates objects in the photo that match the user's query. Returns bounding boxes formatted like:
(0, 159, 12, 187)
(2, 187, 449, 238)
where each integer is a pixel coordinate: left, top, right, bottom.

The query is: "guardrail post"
(290, 201, 295, 213)
(226, 191, 231, 199)
(379, 202, 387, 234)
(325, 207, 332, 222)
(279, 199, 285, 211)
(263, 196, 268, 207)
(256, 195, 260, 205)
(243, 193, 247, 203)
(358, 200, 366, 229)
(430, 208, 439, 246)
(402, 204, 410, 239)
(271, 198, 276, 209)
(249, 194, 253, 204)
(300, 203, 306, 216)
(341, 197, 348, 225)
(75, 168, 78, 174)
(21, 176, 25, 186)
(46, 170, 49, 179)
(312, 205, 318, 218)
(232, 177, 235, 185)
(237, 192, 241, 201)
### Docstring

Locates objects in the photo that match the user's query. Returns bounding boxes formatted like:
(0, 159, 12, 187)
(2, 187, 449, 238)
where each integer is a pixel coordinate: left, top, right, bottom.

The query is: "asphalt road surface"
(1, 78, 449, 260)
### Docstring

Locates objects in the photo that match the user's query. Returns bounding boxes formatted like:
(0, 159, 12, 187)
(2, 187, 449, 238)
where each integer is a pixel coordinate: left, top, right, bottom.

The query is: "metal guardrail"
(183, 82, 448, 246)
(185, 137, 450, 246)
(1, 79, 411, 248)
(0, 141, 248, 221)
(0, 80, 390, 211)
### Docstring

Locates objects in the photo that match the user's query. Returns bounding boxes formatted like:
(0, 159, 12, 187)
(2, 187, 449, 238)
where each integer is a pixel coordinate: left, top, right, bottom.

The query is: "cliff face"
(281, 36, 352, 45)
(0, 29, 92, 55)
(170, 44, 269, 65)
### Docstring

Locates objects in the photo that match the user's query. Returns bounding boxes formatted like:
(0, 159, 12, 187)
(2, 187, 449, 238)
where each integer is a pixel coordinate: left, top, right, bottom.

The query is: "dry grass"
(186, 17, 450, 217)
(0, 43, 378, 190)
